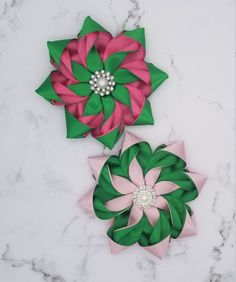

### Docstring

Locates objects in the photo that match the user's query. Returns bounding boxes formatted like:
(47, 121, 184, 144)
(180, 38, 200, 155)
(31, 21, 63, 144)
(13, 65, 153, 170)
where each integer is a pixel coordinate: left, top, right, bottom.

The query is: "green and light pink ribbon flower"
(80, 132, 207, 258)
(36, 16, 168, 149)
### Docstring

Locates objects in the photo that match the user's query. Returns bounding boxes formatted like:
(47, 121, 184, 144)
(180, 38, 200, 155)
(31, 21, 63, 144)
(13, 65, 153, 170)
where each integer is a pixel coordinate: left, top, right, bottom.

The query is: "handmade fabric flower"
(36, 16, 168, 149)
(80, 132, 207, 258)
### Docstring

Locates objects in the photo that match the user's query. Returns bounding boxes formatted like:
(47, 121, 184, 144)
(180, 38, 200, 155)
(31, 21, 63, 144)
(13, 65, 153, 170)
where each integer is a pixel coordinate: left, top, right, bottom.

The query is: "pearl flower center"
(89, 70, 116, 96)
(132, 185, 157, 209)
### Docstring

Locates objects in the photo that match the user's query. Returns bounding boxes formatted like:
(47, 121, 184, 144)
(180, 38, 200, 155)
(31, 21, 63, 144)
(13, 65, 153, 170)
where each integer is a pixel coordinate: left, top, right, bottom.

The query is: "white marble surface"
(0, 0, 235, 281)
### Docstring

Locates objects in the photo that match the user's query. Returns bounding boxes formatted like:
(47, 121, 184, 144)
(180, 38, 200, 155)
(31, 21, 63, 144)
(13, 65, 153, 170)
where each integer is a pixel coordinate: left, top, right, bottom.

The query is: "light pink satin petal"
(105, 194, 133, 211)
(145, 168, 161, 187)
(79, 189, 95, 214)
(143, 236, 170, 258)
(108, 237, 127, 254)
(111, 175, 136, 194)
(152, 196, 168, 210)
(144, 207, 160, 226)
(154, 181, 180, 196)
(88, 155, 110, 181)
(185, 172, 207, 193)
(162, 142, 186, 162)
(179, 212, 196, 238)
(128, 205, 143, 226)
(121, 131, 143, 153)
(129, 157, 145, 186)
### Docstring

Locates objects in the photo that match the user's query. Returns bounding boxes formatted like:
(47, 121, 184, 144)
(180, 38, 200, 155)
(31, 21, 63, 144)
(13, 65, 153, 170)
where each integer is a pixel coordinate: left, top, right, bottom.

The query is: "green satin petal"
(47, 39, 71, 66)
(93, 193, 120, 220)
(139, 210, 171, 246)
(96, 126, 123, 149)
(35, 74, 62, 102)
(147, 63, 168, 93)
(163, 195, 187, 238)
(65, 109, 91, 138)
(113, 68, 138, 83)
(83, 94, 103, 116)
(104, 52, 128, 74)
(102, 96, 115, 120)
(71, 62, 91, 82)
(86, 46, 104, 73)
(108, 209, 144, 246)
(79, 16, 107, 38)
(133, 101, 154, 125)
(111, 84, 131, 106)
(123, 28, 145, 48)
(67, 83, 92, 96)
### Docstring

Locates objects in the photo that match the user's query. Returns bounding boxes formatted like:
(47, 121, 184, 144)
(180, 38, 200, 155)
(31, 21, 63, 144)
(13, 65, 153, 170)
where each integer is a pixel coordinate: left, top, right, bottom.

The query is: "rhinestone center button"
(89, 70, 116, 96)
(132, 185, 157, 209)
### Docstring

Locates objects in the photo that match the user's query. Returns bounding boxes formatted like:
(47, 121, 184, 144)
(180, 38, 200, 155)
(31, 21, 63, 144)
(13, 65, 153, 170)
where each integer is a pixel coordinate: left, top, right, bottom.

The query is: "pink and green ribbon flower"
(80, 132, 207, 258)
(36, 16, 168, 149)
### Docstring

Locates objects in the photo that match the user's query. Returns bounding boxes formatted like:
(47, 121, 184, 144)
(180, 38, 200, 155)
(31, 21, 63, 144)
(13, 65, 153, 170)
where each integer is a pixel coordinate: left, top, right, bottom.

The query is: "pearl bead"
(132, 186, 157, 209)
(89, 70, 116, 97)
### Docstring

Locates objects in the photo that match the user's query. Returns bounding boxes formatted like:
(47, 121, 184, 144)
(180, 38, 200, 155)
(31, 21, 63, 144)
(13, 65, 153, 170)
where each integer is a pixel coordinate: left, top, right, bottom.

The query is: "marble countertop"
(0, 0, 235, 281)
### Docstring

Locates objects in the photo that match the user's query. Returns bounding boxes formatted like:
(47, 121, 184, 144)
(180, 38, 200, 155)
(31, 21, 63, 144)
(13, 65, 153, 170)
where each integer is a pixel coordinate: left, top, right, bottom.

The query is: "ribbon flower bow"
(80, 132, 207, 258)
(36, 16, 168, 148)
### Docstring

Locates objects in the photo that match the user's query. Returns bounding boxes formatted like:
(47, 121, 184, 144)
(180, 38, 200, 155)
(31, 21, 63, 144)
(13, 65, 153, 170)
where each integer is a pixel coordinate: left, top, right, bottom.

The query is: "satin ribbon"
(80, 132, 207, 258)
(36, 16, 168, 149)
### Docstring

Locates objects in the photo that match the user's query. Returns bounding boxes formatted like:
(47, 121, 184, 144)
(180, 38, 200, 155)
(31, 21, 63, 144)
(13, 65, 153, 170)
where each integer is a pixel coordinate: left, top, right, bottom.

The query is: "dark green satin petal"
(108, 209, 144, 246)
(47, 39, 71, 66)
(96, 126, 123, 149)
(102, 96, 115, 120)
(65, 109, 91, 138)
(113, 68, 138, 83)
(133, 101, 154, 125)
(123, 28, 145, 48)
(104, 52, 128, 74)
(35, 74, 62, 102)
(83, 94, 103, 116)
(111, 84, 131, 106)
(163, 195, 187, 238)
(71, 62, 91, 82)
(86, 46, 103, 73)
(79, 16, 107, 38)
(67, 83, 92, 97)
(147, 63, 168, 93)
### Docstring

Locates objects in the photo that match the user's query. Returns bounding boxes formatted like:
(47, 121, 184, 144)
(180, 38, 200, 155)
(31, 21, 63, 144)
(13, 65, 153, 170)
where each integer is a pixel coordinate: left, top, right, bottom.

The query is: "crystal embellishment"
(132, 185, 157, 209)
(89, 70, 116, 96)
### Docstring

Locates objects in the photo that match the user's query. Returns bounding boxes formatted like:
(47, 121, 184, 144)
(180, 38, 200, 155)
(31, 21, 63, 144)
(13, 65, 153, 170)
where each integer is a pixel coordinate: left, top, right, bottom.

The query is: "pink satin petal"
(144, 207, 160, 226)
(143, 236, 170, 258)
(95, 31, 113, 60)
(79, 112, 104, 128)
(78, 32, 98, 67)
(185, 172, 207, 193)
(129, 157, 145, 186)
(152, 196, 168, 210)
(120, 61, 150, 84)
(108, 236, 127, 254)
(105, 194, 133, 211)
(153, 181, 179, 196)
(111, 175, 136, 194)
(79, 189, 94, 214)
(125, 85, 145, 118)
(128, 80, 151, 98)
(179, 212, 196, 238)
(53, 82, 88, 105)
(121, 131, 143, 153)
(128, 205, 143, 226)
(145, 168, 161, 187)
(162, 142, 186, 162)
(103, 35, 140, 61)
(88, 155, 110, 181)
